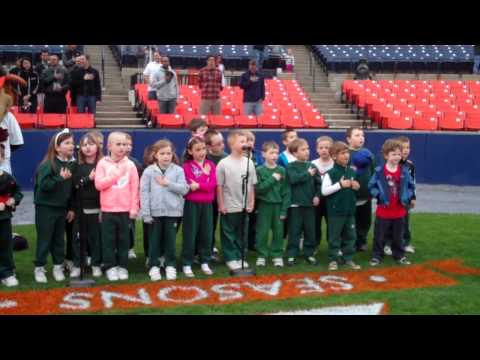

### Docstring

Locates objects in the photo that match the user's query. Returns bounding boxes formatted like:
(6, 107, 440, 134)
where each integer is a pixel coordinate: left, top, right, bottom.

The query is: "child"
(140, 140, 189, 281)
(244, 130, 264, 167)
(125, 133, 144, 260)
(312, 136, 335, 248)
(321, 141, 362, 271)
(285, 48, 295, 73)
(216, 130, 257, 271)
(71, 132, 103, 279)
(90, 130, 105, 155)
(181, 137, 217, 277)
(285, 138, 321, 266)
(142, 144, 156, 267)
(346, 127, 375, 252)
(34, 129, 76, 283)
(95, 132, 139, 282)
(255, 141, 289, 267)
(278, 129, 298, 168)
(0, 144, 23, 287)
(368, 139, 415, 267)
(180, 118, 209, 165)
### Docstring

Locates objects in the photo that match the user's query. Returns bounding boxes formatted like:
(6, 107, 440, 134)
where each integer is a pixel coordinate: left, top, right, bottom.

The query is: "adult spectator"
(35, 49, 50, 108)
(216, 55, 227, 87)
(143, 51, 162, 100)
(8, 58, 22, 76)
(151, 56, 178, 115)
(17, 58, 39, 113)
(474, 45, 480, 74)
(62, 45, 82, 71)
(354, 59, 373, 80)
(239, 59, 265, 116)
(198, 55, 223, 115)
(70, 54, 101, 114)
(253, 45, 266, 71)
(41, 54, 69, 114)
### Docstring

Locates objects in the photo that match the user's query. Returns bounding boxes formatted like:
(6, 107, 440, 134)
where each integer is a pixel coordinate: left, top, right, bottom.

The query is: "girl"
(34, 129, 76, 283)
(181, 137, 217, 278)
(71, 132, 103, 279)
(142, 144, 156, 267)
(17, 58, 39, 113)
(140, 140, 189, 282)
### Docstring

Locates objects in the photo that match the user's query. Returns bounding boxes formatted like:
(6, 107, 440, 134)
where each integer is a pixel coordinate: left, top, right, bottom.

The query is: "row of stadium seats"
(0, 45, 84, 63)
(312, 45, 475, 73)
(135, 79, 328, 129)
(342, 80, 480, 131)
(12, 106, 95, 129)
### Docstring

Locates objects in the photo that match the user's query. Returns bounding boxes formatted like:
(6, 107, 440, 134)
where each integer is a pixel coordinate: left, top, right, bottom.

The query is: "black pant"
(211, 198, 219, 251)
(19, 95, 38, 113)
(315, 200, 328, 247)
(247, 210, 257, 251)
(44, 94, 67, 113)
(355, 200, 372, 250)
(143, 222, 150, 256)
(65, 220, 74, 261)
(372, 217, 405, 261)
(129, 220, 136, 250)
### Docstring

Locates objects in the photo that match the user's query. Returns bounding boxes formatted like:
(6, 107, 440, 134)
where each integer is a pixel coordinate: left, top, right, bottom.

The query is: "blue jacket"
(368, 165, 415, 207)
(239, 71, 265, 103)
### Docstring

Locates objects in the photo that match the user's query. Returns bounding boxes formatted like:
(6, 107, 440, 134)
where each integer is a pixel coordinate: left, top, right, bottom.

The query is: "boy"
(285, 138, 321, 266)
(95, 132, 140, 281)
(368, 139, 415, 267)
(278, 129, 298, 168)
(255, 141, 289, 267)
(312, 136, 335, 248)
(321, 141, 362, 271)
(216, 130, 257, 271)
(346, 127, 375, 252)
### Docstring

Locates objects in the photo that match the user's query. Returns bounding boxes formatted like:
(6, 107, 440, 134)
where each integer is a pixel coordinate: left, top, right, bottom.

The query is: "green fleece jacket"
(255, 165, 290, 217)
(286, 160, 322, 207)
(323, 163, 358, 216)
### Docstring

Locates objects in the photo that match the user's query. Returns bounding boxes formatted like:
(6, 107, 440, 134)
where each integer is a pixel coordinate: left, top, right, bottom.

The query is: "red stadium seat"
(222, 107, 241, 116)
(67, 113, 95, 129)
(464, 113, 480, 131)
(235, 115, 258, 128)
(438, 115, 464, 131)
(258, 114, 281, 128)
(413, 116, 438, 131)
(38, 113, 67, 128)
(387, 115, 413, 130)
(184, 114, 208, 127)
(155, 114, 184, 128)
(303, 113, 328, 128)
(15, 113, 38, 129)
(282, 114, 304, 128)
(209, 115, 235, 128)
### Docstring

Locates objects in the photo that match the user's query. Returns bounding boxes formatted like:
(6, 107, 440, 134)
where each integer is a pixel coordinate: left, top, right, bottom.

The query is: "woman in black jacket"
(17, 58, 39, 113)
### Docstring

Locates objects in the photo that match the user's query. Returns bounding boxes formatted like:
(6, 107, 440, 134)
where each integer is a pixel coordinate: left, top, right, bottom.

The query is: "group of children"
(0, 119, 417, 287)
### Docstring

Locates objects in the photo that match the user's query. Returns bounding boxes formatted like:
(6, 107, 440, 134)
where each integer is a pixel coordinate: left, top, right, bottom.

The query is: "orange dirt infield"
(0, 259, 477, 315)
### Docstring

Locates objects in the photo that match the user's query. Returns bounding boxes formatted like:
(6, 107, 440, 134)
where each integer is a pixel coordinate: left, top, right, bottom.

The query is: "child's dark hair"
(382, 139, 402, 157)
(188, 118, 208, 134)
(262, 141, 279, 152)
(143, 145, 155, 167)
(185, 136, 206, 161)
(346, 127, 363, 139)
(288, 138, 308, 154)
(39, 131, 74, 172)
(204, 129, 221, 146)
(282, 128, 297, 142)
(78, 132, 103, 165)
(329, 141, 350, 158)
(152, 139, 179, 165)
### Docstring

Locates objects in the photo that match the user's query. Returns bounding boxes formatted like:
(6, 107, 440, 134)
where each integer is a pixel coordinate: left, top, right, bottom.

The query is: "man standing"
(70, 54, 101, 114)
(253, 45, 267, 71)
(41, 55, 69, 114)
(474, 45, 480, 74)
(151, 56, 178, 115)
(239, 60, 265, 116)
(199, 55, 223, 116)
(143, 51, 162, 101)
(62, 45, 82, 72)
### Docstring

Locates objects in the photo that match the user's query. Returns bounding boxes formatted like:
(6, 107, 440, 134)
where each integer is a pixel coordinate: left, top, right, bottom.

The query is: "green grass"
(4, 213, 480, 315)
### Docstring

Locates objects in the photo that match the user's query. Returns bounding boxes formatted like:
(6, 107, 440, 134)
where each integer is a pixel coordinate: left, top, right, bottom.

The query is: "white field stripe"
(269, 302, 385, 315)
(0, 300, 18, 309)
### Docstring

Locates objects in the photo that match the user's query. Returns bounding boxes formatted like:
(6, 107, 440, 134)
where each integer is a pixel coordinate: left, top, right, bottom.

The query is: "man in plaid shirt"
(199, 56, 223, 115)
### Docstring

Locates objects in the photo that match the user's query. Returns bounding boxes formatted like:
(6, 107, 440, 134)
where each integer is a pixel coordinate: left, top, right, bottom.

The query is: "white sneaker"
(201, 263, 213, 276)
(404, 245, 416, 254)
(53, 265, 65, 282)
(213, 247, 219, 255)
(86, 257, 92, 267)
(64, 260, 74, 272)
(273, 258, 284, 268)
(106, 267, 119, 281)
(117, 267, 129, 280)
(256, 258, 266, 267)
(149, 266, 162, 281)
(70, 267, 81, 278)
(384, 246, 392, 256)
(92, 266, 102, 278)
(226, 261, 241, 271)
(128, 249, 137, 259)
(165, 266, 177, 281)
(34, 267, 47, 283)
(237, 260, 249, 268)
(159, 256, 166, 268)
(183, 266, 195, 278)
(2, 275, 19, 287)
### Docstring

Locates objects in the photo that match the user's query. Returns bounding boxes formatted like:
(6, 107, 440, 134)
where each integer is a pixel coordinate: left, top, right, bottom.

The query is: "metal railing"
(101, 46, 106, 91)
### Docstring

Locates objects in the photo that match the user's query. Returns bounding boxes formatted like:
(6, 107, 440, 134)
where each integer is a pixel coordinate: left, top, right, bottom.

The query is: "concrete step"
(103, 90, 128, 96)
(102, 94, 129, 100)
(322, 113, 359, 120)
(95, 118, 145, 125)
(97, 105, 133, 112)
(96, 111, 137, 119)
(100, 101, 132, 107)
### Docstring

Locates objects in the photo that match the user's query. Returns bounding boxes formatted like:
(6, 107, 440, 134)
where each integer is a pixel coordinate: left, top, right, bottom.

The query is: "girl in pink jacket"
(181, 136, 217, 278)
(95, 132, 139, 282)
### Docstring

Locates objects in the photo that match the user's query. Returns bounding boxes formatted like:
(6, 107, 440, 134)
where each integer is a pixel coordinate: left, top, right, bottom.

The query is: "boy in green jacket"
(255, 141, 289, 268)
(322, 141, 362, 271)
(285, 138, 321, 266)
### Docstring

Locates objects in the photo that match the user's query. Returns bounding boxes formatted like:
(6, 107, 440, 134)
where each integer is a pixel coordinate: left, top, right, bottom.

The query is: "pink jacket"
(183, 159, 217, 203)
(95, 156, 140, 217)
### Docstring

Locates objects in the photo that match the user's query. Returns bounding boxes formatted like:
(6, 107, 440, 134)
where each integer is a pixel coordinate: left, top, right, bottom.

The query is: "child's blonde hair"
(227, 130, 247, 147)
(262, 141, 279, 153)
(316, 136, 334, 146)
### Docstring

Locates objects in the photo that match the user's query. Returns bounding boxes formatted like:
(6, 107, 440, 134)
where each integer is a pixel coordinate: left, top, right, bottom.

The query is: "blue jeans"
(77, 96, 97, 114)
(254, 49, 265, 70)
(244, 101, 263, 116)
(474, 55, 480, 74)
(148, 91, 158, 100)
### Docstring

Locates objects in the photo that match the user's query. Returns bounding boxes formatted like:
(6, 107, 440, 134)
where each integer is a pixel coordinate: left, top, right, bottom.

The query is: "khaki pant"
(200, 99, 221, 115)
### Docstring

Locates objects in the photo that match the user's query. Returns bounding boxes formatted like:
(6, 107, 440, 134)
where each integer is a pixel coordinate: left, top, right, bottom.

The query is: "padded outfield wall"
(14, 129, 480, 190)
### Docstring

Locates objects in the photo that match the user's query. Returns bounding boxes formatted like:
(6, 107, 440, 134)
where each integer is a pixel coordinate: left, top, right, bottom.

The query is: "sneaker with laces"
(117, 267, 129, 280)
(384, 246, 392, 256)
(328, 261, 338, 271)
(70, 267, 81, 278)
(404, 245, 416, 254)
(53, 265, 65, 282)
(369, 258, 381, 267)
(306, 256, 317, 265)
(256, 258, 266, 267)
(2, 275, 19, 287)
(92, 266, 102, 278)
(236, 260, 249, 269)
(287, 258, 296, 267)
(34, 267, 47, 283)
(128, 249, 137, 259)
(397, 257, 411, 265)
(346, 260, 361, 270)
(201, 263, 214, 276)
(226, 261, 240, 271)
(106, 267, 119, 281)
(272, 258, 284, 268)
(165, 266, 177, 280)
(183, 266, 195, 278)
(159, 256, 166, 268)
(149, 266, 162, 281)
(86, 257, 92, 267)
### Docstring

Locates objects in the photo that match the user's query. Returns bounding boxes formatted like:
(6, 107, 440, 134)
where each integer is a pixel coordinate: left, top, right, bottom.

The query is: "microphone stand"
(230, 147, 256, 277)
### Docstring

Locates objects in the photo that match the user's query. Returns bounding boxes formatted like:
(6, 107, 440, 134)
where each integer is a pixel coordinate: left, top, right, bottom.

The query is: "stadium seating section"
(342, 80, 480, 131)
(135, 79, 328, 129)
(312, 45, 475, 73)
(0, 45, 84, 63)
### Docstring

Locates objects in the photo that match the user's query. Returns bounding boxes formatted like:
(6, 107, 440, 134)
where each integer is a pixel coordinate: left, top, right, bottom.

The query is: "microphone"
(242, 145, 253, 151)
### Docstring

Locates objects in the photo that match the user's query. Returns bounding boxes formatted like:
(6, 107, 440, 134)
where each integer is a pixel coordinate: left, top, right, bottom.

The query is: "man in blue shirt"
(239, 60, 265, 117)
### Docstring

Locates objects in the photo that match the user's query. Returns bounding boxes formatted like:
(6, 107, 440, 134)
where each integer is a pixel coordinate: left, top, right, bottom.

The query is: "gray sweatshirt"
(140, 163, 189, 221)
(150, 66, 179, 101)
